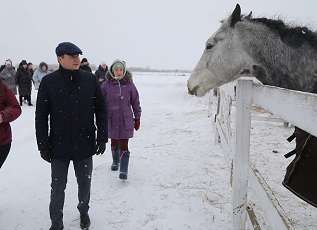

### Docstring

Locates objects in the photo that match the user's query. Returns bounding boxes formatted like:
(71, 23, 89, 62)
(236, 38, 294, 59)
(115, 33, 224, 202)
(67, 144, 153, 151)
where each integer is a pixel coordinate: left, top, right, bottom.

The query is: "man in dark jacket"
(35, 42, 108, 230)
(80, 58, 92, 72)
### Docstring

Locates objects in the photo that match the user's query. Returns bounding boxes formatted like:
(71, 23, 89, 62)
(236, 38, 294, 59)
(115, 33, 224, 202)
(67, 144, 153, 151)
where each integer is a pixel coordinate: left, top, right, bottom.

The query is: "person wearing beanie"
(32, 62, 50, 90)
(80, 57, 92, 72)
(94, 61, 108, 85)
(35, 41, 108, 230)
(0, 59, 17, 95)
(100, 59, 142, 180)
(16, 60, 33, 106)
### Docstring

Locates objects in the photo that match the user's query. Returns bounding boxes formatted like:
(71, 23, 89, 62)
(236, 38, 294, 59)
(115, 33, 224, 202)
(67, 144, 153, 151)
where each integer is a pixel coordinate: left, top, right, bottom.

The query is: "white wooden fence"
(213, 78, 317, 230)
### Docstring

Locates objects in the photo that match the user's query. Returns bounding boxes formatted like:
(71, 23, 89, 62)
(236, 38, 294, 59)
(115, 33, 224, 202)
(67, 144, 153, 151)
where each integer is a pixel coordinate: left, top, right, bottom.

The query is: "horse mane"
(247, 17, 317, 50)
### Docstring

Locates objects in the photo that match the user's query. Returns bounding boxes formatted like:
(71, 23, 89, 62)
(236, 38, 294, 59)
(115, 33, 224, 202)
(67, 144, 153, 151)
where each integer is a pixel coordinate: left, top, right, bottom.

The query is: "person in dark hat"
(16, 60, 33, 106)
(80, 57, 92, 72)
(35, 41, 108, 230)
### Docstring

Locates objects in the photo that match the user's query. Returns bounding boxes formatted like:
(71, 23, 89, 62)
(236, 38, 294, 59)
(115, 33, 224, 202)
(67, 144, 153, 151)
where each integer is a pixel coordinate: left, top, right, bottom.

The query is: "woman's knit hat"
(111, 59, 125, 72)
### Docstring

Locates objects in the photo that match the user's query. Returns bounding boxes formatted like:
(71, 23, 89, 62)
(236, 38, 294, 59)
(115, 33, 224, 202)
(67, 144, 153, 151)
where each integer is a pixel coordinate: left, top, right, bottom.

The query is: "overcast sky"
(1, 0, 317, 70)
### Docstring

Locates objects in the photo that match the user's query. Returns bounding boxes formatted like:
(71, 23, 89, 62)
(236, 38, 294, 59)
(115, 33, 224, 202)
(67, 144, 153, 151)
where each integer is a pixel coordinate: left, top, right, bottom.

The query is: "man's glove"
(96, 141, 106, 155)
(40, 150, 52, 163)
(134, 119, 140, 131)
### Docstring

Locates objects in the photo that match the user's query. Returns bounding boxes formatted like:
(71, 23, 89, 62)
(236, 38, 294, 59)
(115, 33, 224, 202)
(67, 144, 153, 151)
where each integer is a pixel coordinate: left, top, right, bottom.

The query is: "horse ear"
(245, 11, 252, 20)
(229, 4, 241, 27)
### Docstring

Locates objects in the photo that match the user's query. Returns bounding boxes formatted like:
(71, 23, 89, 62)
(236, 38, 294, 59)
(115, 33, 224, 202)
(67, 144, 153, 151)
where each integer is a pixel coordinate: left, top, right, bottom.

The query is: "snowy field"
(1, 73, 317, 229)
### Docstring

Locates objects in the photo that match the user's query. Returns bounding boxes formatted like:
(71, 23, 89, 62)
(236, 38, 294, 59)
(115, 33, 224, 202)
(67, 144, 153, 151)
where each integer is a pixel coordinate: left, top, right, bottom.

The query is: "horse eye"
(206, 44, 214, 50)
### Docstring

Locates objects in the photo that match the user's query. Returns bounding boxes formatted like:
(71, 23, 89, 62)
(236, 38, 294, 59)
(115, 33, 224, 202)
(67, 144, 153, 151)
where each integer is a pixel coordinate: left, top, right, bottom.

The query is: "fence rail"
(213, 78, 317, 229)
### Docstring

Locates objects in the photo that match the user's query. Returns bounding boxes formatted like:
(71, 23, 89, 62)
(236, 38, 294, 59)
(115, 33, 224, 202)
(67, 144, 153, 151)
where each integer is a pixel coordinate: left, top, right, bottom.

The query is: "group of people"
(1, 42, 142, 230)
(0, 59, 50, 106)
(79, 57, 109, 86)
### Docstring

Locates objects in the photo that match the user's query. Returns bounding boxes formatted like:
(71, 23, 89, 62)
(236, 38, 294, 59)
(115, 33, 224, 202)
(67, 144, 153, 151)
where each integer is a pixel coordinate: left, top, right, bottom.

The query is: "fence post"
(232, 79, 253, 229)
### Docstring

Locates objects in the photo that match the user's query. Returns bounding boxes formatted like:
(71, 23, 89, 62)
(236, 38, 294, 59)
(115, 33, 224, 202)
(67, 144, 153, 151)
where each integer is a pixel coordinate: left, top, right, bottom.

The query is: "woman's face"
(113, 68, 124, 79)
(41, 65, 47, 71)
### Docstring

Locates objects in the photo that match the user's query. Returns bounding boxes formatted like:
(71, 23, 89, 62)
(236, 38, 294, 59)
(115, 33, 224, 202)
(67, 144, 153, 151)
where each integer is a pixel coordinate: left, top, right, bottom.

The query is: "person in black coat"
(94, 62, 108, 85)
(35, 42, 108, 230)
(16, 60, 33, 106)
(79, 57, 92, 72)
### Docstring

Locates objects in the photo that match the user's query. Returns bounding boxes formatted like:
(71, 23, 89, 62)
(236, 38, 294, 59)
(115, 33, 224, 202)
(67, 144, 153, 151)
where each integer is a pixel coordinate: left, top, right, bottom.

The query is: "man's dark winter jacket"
(35, 66, 108, 160)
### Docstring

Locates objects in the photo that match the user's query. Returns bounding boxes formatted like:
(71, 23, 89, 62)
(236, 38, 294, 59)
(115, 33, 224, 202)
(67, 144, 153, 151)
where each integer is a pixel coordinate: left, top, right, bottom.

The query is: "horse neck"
(239, 25, 317, 92)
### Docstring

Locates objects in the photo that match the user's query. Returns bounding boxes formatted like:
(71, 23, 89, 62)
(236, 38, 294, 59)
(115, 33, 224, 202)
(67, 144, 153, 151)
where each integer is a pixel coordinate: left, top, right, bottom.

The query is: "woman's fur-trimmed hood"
(106, 70, 133, 83)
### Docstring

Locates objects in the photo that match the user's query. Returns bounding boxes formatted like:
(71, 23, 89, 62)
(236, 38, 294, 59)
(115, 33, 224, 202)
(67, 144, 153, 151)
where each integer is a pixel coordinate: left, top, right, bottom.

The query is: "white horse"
(187, 4, 317, 208)
(187, 4, 317, 96)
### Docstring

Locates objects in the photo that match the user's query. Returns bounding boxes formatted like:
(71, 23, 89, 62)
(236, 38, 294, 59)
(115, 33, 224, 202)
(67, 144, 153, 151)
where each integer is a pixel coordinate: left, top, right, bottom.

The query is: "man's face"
(58, 54, 80, 70)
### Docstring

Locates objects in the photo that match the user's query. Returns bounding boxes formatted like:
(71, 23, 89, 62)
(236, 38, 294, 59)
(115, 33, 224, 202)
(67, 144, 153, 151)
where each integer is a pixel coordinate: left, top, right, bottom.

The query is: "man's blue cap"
(55, 42, 83, 56)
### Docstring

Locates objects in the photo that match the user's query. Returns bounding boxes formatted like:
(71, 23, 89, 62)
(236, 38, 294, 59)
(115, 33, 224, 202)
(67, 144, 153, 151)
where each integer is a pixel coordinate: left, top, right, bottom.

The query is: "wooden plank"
(248, 164, 294, 230)
(232, 79, 253, 229)
(246, 204, 261, 230)
(215, 117, 233, 167)
(252, 84, 317, 136)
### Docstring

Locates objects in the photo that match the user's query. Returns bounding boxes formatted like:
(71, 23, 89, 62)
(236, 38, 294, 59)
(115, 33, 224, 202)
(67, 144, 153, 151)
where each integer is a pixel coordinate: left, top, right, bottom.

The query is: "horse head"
(188, 4, 254, 96)
(188, 4, 317, 96)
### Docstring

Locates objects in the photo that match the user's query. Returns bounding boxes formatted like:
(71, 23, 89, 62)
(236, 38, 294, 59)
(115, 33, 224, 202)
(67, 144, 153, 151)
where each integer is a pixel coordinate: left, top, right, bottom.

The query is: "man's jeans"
(49, 157, 93, 228)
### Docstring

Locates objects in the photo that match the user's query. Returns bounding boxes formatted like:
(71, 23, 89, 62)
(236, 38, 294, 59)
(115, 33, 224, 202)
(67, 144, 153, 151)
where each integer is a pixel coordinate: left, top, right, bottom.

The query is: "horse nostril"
(188, 85, 198, 95)
(206, 44, 214, 50)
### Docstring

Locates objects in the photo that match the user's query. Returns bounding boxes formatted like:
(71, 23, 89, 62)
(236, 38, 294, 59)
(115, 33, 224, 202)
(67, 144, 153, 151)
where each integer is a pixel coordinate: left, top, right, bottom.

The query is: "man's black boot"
(49, 224, 64, 230)
(80, 213, 91, 230)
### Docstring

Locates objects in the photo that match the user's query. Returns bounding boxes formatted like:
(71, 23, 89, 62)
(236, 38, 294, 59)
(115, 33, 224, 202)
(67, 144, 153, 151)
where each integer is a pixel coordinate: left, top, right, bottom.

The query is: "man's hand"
(0, 113, 3, 124)
(96, 141, 106, 155)
(40, 150, 52, 163)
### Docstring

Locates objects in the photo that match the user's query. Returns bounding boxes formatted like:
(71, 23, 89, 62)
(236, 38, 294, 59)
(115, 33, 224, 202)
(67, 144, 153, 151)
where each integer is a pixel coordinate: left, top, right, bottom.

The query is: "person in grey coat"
(32, 62, 50, 90)
(35, 42, 108, 230)
(101, 59, 141, 180)
(0, 59, 17, 95)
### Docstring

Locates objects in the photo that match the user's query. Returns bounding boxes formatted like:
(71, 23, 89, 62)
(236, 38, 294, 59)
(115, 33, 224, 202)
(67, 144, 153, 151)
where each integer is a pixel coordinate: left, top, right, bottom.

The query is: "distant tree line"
(32, 63, 191, 73)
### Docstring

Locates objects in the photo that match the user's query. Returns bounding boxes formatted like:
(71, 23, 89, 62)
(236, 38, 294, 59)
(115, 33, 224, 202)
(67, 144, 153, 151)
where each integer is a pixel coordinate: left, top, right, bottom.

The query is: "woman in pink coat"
(0, 77, 22, 169)
(101, 59, 141, 180)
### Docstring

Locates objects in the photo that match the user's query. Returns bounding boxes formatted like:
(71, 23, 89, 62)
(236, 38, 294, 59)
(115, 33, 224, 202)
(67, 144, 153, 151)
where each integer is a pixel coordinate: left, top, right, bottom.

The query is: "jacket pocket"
(123, 116, 134, 130)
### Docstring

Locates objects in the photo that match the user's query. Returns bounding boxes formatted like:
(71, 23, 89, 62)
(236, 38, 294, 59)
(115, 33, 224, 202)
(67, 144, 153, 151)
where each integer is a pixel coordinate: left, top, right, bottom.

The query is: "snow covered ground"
(0, 73, 316, 229)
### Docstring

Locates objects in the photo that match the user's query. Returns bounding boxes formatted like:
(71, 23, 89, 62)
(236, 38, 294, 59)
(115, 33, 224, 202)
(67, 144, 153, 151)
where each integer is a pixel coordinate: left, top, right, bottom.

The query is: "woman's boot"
(111, 146, 120, 171)
(119, 151, 130, 180)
